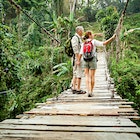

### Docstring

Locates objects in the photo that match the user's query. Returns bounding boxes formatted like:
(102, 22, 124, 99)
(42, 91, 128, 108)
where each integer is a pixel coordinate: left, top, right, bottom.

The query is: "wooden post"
(114, 0, 130, 62)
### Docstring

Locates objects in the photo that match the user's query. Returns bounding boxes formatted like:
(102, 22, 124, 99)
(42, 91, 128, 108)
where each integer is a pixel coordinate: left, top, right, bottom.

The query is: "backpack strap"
(75, 35, 81, 49)
(89, 40, 94, 50)
(72, 35, 81, 65)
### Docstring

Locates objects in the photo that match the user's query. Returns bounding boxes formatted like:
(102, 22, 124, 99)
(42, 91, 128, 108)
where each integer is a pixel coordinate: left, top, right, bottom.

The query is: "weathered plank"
(24, 107, 137, 116)
(39, 102, 135, 108)
(56, 96, 122, 100)
(45, 99, 134, 105)
(46, 97, 128, 102)
(1, 116, 137, 127)
(0, 124, 140, 133)
(0, 131, 139, 140)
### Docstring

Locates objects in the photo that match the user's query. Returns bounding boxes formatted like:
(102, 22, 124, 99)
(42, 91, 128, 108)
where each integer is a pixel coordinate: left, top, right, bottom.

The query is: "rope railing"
(8, 0, 60, 44)
(0, 90, 13, 95)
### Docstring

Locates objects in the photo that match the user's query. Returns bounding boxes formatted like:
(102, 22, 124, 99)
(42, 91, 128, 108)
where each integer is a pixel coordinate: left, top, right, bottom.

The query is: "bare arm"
(93, 33, 103, 38)
(75, 53, 79, 60)
(76, 54, 82, 65)
(103, 34, 116, 45)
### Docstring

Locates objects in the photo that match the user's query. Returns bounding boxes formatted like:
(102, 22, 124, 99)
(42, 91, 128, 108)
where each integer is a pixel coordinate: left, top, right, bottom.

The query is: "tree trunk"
(114, 0, 130, 62)
(69, 0, 77, 16)
(53, 0, 64, 17)
(87, 0, 90, 7)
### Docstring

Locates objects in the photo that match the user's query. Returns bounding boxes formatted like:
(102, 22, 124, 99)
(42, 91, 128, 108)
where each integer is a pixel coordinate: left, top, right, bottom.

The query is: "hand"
(76, 61, 80, 65)
(112, 34, 116, 39)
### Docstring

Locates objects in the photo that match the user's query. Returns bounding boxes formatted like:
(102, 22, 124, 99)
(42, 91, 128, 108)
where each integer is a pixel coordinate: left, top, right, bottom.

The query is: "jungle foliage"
(108, 13, 140, 116)
(0, 0, 140, 122)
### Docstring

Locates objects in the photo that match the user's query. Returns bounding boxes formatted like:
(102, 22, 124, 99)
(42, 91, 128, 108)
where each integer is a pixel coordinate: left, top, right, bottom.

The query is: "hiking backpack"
(65, 38, 73, 57)
(83, 41, 94, 61)
(65, 35, 80, 57)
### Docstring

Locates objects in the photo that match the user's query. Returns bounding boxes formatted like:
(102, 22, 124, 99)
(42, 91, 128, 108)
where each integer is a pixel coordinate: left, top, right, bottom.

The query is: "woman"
(77, 31, 116, 97)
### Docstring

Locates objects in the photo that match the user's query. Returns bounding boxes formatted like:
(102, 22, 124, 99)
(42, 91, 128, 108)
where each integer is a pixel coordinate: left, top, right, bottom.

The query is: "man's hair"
(76, 26, 84, 32)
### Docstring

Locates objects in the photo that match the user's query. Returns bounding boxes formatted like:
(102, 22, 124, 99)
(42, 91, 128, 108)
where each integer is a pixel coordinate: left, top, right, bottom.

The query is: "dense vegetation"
(0, 0, 140, 123)
(109, 13, 140, 115)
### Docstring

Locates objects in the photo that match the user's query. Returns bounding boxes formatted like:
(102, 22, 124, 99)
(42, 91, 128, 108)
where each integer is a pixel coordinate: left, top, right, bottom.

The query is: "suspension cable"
(8, 0, 60, 44)
(0, 90, 13, 95)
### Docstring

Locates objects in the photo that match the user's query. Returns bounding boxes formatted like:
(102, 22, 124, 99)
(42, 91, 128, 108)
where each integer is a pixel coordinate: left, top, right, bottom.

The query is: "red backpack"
(83, 41, 94, 61)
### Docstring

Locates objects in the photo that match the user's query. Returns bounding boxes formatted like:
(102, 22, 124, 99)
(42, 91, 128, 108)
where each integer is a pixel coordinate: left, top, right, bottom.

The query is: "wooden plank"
(57, 95, 115, 98)
(119, 105, 132, 108)
(47, 97, 128, 102)
(61, 91, 113, 95)
(46, 99, 134, 105)
(123, 116, 140, 120)
(26, 102, 135, 111)
(61, 93, 112, 97)
(119, 112, 139, 116)
(38, 102, 134, 107)
(0, 130, 140, 140)
(23, 103, 137, 116)
(63, 90, 113, 94)
(0, 124, 140, 133)
(24, 109, 119, 116)
(1, 116, 136, 127)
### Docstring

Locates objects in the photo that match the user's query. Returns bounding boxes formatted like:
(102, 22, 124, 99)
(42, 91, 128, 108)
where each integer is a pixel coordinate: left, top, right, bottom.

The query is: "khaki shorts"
(82, 57, 97, 70)
(73, 64, 83, 78)
(73, 59, 83, 78)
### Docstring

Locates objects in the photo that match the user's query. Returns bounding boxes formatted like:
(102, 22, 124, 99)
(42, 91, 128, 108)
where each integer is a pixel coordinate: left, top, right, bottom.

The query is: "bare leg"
(90, 69, 96, 93)
(70, 77, 73, 88)
(77, 78, 81, 91)
(72, 76, 77, 90)
(84, 68, 89, 93)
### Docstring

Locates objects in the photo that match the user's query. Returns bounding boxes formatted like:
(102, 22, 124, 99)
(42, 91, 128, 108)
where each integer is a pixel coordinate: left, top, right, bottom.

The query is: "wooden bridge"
(0, 52, 140, 140)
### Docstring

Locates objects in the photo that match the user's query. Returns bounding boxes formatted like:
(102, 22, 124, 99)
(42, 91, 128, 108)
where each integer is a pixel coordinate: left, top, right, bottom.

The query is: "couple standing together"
(71, 26, 116, 97)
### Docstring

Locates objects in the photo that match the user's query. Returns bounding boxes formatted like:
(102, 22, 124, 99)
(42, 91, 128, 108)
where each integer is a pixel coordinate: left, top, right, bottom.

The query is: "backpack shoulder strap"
(84, 40, 94, 47)
(75, 35, 81, 45)
(90, 40, 94, 49)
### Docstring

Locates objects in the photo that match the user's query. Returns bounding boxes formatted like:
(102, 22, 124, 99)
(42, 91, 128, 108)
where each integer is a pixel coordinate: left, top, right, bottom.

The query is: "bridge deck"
(0, 52, 140, 140)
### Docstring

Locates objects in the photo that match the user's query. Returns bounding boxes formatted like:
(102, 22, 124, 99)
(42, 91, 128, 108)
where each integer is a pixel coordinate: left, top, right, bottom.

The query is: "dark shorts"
(82, 57, 97, 70)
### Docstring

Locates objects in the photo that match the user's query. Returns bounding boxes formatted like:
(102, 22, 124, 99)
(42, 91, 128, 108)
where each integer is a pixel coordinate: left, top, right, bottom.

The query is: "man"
(71, 26, 86, 94)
